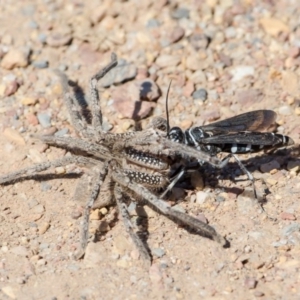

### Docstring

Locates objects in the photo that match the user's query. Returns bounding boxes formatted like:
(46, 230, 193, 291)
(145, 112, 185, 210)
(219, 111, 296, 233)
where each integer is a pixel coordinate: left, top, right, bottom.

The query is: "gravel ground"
(0, 0, 300, 299)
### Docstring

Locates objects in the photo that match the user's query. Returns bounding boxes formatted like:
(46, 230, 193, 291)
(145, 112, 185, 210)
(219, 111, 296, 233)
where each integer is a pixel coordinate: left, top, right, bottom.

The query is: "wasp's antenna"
(166, 80, 172, 137)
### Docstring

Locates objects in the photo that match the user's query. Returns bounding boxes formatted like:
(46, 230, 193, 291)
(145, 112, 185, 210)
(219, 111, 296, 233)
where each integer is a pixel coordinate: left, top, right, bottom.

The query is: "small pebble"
(0, 48, 29, 69)
(39, 243, 49, 250)
(189, 33, 209, 50)
(11, 246, 28, 257)
(244, 276, 257, 289)
(99, 58, 137, 87)
(40, 182, 52, 192)
(253, 291, 264, 297)
(46, 32, 72, 47)
(260, 160, 280, 173)
(1, 286, 17, 299)
(21, 97, 38, 105)
(172, 7, 190, 19)
(169, 26, 185, 44)
(287, 160, 300, 171)
(281, 223, 300, 236)
(90, 209, 101, 220)
(38, 222, 50, 234)
(37, 113, 51, 128)
(152, 248, 165, 258)
(216, 195, 225, 202)
(280, 212, 296, 221)
(259, 17, 289, 37)
(54, 128, 69, 137)
(100, 207, 108, 215)
(2, 246, 8, 253)
(28, 20, 38, 29)
(230, 66, 255, 82)
(71, 209, 82, 219)
(3, 128, 25, 145)
(156, 54, 181, 68)
(30, 204, 45, 214)
(16, 276, 26, 284)
(183, 81, 195, 97)
(36, 259, 46, 266)
(149, 263, 163, 284)
(4, 80, 19, 96)
(146, 19, 160, 28)
(289, 47, 300, 58)
(192, 88, 208, 101)
(278, 105, 292, 116)
(55, 167, 66, 174)
(196, 191, 210, 204)
(225, 27, 236, 39)
(37, 33, 47, 43)
(196, 213, 207, 224)
(26, 113, 39, 125)
(32, 60, 49, 69)
(58, 64, 68, 71)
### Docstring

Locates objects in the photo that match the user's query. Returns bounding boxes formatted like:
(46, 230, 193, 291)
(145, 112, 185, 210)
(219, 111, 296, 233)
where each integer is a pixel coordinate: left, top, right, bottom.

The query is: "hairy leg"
(35, 135, 112, 161)
(75, 165, 108, 259)
(114, 184, 151, 263)
(111, 166, 226, 246)
(0, 156, 99, 184)
(89, 53, 118, 132)
(54, 70, 91, 137)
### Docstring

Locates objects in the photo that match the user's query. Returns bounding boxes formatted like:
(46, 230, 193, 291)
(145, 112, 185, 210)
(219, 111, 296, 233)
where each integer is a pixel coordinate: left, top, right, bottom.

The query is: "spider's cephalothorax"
(0, 54, 229, 264)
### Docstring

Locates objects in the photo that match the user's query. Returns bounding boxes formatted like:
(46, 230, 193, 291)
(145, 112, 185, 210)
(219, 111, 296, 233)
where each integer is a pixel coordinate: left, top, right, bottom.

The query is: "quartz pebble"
(230, 66, 255, 81)
(37, 113, 51, 128)
(1, 48, 29, 69)
(278, 105, 292, 116)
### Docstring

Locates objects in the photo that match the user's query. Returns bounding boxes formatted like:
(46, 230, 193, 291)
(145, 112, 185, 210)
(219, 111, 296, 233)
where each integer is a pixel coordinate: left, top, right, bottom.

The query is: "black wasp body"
(163, 110, 294, 199)
(168, 110, 293, 159)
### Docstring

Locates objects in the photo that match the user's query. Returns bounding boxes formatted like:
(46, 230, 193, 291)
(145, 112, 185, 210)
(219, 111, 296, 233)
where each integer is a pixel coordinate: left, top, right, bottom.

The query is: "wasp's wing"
(201, 132, 289, 146)
(201, 110, 277, 133)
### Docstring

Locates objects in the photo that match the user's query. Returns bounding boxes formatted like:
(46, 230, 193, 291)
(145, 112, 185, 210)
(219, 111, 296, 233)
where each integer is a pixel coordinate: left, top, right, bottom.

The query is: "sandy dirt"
(0, 0, 300, 299)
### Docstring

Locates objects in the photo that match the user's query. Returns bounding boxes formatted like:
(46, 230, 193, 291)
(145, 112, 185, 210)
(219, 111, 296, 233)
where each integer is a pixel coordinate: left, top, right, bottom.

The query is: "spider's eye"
(158, 125, 167, 131)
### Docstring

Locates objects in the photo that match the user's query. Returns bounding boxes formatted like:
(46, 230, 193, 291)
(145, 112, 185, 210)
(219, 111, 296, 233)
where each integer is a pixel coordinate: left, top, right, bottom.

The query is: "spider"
(0, 53, 227, 264)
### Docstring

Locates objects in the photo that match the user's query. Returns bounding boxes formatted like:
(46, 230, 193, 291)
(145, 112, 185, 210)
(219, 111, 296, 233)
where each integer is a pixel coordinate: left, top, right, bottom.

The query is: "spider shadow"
(197, 146, 298, 201)
(134, 205, 152, 256)
(68, 79, 92, 125)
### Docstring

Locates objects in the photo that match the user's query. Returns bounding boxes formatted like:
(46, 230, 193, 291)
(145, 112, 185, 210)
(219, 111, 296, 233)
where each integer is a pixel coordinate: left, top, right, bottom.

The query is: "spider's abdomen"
(125, 147, 168, 170)
(123, 169, 168, 188)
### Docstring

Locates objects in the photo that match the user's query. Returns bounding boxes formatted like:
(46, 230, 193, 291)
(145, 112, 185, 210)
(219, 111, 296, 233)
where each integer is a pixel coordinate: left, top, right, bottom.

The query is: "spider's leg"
(54, 70, 92, 138)
(114, 184, 151, 263)
(75, 164, 108, 260)
(89, 53, 118, 132)
(111, 167, 226, 247)
(35, 135, 112, 161)
(0, 156, 97, 184)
